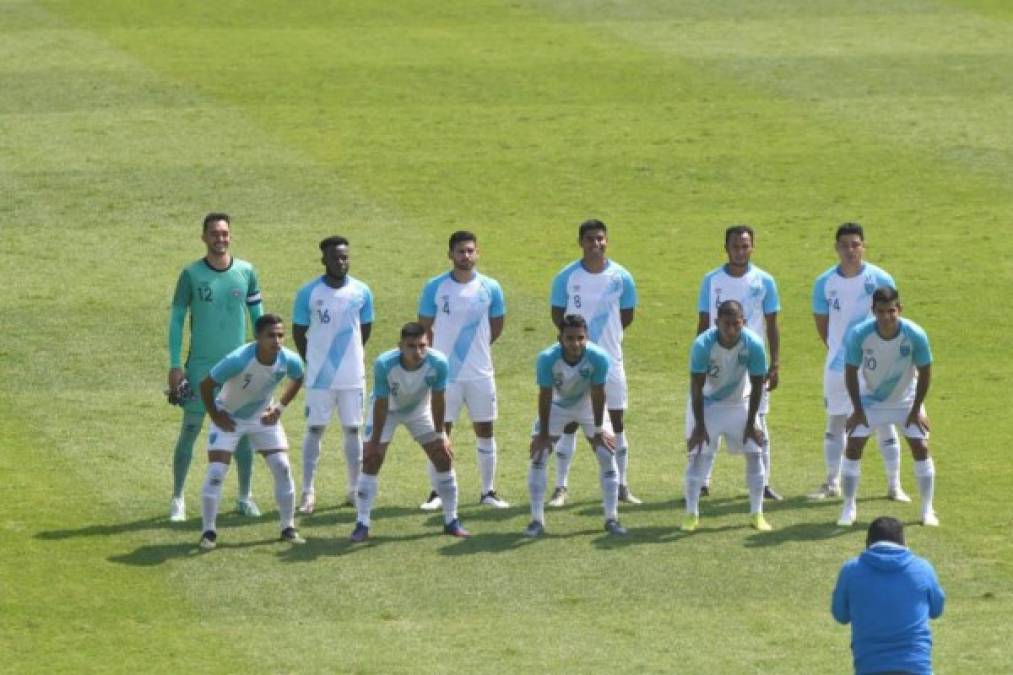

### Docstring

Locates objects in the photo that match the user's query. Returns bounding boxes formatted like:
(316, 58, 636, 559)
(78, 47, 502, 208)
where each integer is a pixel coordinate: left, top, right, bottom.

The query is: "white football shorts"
(365, 403, 440, 445)
(207, 415, 289, 452)
(684, 400, 761, 455)
(849, 405, 928, 440)
(304, 387, 365, 427)
(531, 397, 597, 439)
(444, 376, 497, 424)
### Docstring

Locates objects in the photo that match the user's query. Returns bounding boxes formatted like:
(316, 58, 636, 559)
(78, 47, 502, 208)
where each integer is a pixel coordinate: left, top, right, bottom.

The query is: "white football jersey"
(372, 349, 449, 414)
(550, 260, 636, 363)
(812, 263, 895, 373)
(292, 275, 373, 390)
(697, 263, 779, 339)
(845, 318, 932, 409)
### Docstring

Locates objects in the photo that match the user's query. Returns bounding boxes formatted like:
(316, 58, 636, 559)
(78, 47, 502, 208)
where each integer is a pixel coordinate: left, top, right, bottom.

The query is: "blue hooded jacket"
(832, 542, 945, 674)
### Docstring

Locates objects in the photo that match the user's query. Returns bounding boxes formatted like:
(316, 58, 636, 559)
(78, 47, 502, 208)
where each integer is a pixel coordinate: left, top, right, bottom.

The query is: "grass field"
(2, 0, 1012, 672)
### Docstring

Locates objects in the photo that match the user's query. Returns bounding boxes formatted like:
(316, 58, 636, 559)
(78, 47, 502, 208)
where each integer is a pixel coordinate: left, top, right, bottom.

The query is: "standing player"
(292, 236, 374, 514)
(416, 231, 508, 510)
(696, 225, 781, 500)
(682, 301, 771, 532)
(350, 323, 470, 541)
(167, 212, 263, 522)
(811, 223, 907, 501)
(525, 315, 625, 537)
(197, 314, 306, 550)
(548, 219, 639, 507)
(838, 288, 938, 527)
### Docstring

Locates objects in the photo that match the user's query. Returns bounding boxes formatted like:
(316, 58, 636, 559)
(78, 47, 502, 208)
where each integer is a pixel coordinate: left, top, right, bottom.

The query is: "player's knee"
(474, 421, 493, 437)
(563, 422, 579, 434)
(909, 441, 929, 461)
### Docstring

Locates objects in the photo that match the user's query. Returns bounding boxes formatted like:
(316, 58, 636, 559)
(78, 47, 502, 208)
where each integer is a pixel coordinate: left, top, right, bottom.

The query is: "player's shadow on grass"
(35, 511, 266, 541)
(277, 531, 437, 563)
(298, 504, 419, 528)
(108, 537, 281, 566)
(743, 521, 858, 548)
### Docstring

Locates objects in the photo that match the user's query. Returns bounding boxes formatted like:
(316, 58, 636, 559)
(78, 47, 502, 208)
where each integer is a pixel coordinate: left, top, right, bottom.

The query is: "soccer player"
(547, 219, 639, 507)
(838, 287, 938, 527)
(525, 315, 625, 537)
(695, 225, 781, 500)
(167, 212, 263, 522)
(416, 231, 508, 511)
(811, 223, 908, 501)
(292, 236, 374, 514)
(682, 300, 771, 532)
(197, 314, 306, 550)
(350, 322, 470, 541)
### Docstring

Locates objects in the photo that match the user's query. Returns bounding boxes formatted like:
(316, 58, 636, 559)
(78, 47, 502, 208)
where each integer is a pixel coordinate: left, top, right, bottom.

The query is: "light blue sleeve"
(285, 350, 305, 380)
(589, 348, 609, 385)
(690, 334, 711, 374)
(908, 323, 933, 367)
(619, 269, 637, 310)
(373, 357, 391, 398)
(747, 334, 768, 376)
(844, 324, 866, 367)
(488, 279, 505, 318)
(430, 354, 449, 392)
(830, 562, 852, 625)
(926, 561, 945, 619)
(209, 347, 249, 384)
(762, 273, 780, 314)
(536, 350, 555, 388)
(360, 285, 375, 323)
(875, 267, 896, 291)
(292, 280, 314, 326)
(812, 273, 830, 314)
(697, 273, 711, 313)
(550, 268, 569, 309)
(418, 277, 439, 318)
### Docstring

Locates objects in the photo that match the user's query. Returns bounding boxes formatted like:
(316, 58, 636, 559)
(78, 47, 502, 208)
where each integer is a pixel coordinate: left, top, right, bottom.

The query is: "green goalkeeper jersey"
(168, 257, 263, 368)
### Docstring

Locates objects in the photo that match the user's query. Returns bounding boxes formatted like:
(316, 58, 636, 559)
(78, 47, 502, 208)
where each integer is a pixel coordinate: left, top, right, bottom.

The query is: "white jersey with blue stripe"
(697, 263, 779, 338)
(845, 318, 932, 409)
(372, 348, 449, 414)
(210, 344, 305, 420)
(292, 275, 374, 391)
(690, 327, 768, 407)
(812, 263, 895, 373)
(536, 343, 610, 410)
(417, 270, 505, 383)
(550, 260, 637, 363)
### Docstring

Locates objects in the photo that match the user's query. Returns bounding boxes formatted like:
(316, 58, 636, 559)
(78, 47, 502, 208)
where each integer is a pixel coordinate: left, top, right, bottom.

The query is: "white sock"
(614, 430, 629, 485)
(343, 427, 362, 495)
(435, 469, 459, 524)
(595, 445, 619, 521)
(201, 461, 229, 533)
(554, 433, 576, 488)
(266, 452, 295, 530)
(877, 426, 901, 490)
(758, 414, 772, 484)
(746, 453, 766, 515)
(476, 436, 496, 494)
(528, 451, 548, 523)
(684, 452, 711, 516)
(301, 426, 324, 494)
(824, 415, 846, 485)
(914, 458, 935, 516)
(841, 458, 861, 511)
(355, 473, 378, 527)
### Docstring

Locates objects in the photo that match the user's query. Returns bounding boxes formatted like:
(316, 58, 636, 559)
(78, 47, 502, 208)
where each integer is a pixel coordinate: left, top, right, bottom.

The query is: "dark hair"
(560, 314, 588, 332)
(319, 235, 349, 251)
(255, 313, 285, 335)
(202, 212, 230, 233)
(835, 222, 865, 241)
(400, 322, 426, 340)
(866, 516, 905, 547)
(717, 299, 744, 319)
(578, 219, 607, 240)
(872, 287, 900, 305)
(448, 230, 477, 251)
(724, 225, 754, 246)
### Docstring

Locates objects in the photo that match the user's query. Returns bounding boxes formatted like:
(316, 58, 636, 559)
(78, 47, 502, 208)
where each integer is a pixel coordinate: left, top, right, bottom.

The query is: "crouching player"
(351, 322, 470, 541)
(197, 314, 306, 550)
(682, 300, 771, 532)
(839, 287, 938, 527)
(525, 314, 626, 538)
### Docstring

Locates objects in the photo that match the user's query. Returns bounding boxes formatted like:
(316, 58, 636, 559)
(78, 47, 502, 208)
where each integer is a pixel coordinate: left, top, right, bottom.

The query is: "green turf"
(2, 0, 1011, 671)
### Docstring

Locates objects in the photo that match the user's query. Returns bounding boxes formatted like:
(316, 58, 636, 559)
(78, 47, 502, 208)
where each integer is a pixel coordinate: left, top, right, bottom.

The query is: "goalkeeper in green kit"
(167, 213, 264, 522)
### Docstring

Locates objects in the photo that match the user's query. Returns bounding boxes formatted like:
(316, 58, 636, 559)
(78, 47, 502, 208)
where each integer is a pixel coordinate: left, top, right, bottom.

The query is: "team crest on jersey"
(579, 367, 591, 378)
(737, 352, 749, 365)
(900, 345, 911, 357)
(750, 283, 762, 298)
(864, 280, 876, 295)
(425, 375, 437, 386)
(608, 276, 623, 294)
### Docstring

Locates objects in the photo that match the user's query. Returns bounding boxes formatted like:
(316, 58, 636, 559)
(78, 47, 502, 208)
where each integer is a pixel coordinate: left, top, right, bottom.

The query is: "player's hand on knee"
(260, 405, 282, 426)
(907, 409, 930, 433)
(687, 426, 709, 453)
(744, 424, 765, 447)
(530, 435, 552, 460)
(595, 431, 616, 452)
(846, 410, 867, 434)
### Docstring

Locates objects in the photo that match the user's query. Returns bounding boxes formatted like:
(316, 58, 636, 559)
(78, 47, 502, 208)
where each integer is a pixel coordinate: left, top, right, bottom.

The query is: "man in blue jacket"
(832, 516, 945, 674)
